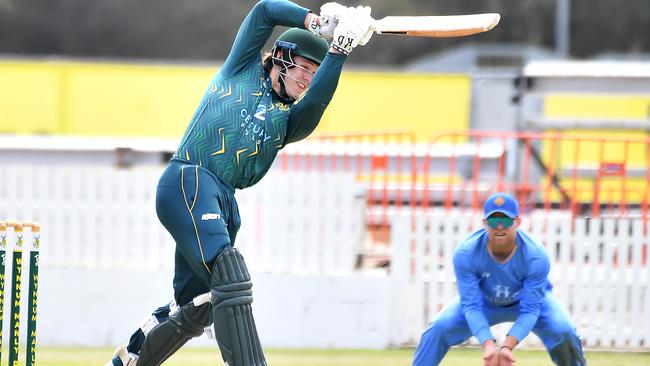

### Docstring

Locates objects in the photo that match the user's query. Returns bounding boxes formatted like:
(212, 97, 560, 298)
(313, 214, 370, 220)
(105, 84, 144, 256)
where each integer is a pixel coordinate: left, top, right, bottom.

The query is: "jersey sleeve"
(453, 250, 495, 344)
(283, 52, 347, 145)
(507, 253, 550, 341)
(221, 0, 310, 76)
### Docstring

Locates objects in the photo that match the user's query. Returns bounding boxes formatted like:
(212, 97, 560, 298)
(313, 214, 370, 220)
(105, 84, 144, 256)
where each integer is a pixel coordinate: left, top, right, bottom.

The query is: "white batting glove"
(320, 2, 349, 22)
(330, 6, 375, 55)
(309, 2, 351, 41)
(354, 6, 374, 46)
(307, 14, 337, 41)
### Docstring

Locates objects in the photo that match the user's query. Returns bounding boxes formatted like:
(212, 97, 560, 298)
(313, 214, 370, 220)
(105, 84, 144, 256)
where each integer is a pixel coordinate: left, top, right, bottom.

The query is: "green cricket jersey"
(174, 0, 346, 189)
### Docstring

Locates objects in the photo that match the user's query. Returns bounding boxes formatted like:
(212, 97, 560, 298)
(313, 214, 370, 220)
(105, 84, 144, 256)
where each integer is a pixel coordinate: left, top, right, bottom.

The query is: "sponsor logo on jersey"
(254, 104, 267, 121)
(240, 108, 272, 143)
(201, 213, 222, 221)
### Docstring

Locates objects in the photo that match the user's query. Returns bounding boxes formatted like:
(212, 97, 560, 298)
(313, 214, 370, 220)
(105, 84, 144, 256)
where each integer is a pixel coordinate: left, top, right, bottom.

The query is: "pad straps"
(136, 301, 211, 366)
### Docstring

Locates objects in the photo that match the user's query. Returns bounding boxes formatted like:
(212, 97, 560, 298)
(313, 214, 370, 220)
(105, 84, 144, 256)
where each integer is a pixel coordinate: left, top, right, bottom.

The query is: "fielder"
(107, 1, 374, 365)
(413, 193, 586, 366)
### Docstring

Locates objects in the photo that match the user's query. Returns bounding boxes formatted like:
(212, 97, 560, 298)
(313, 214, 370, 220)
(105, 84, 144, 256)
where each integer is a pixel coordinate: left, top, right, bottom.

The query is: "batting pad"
(211, 247, 266, 366)
(136, 301, 211, 366)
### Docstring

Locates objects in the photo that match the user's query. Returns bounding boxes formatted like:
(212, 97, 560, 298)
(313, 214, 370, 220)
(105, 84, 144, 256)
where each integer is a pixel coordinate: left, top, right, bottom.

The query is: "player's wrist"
(328, 46, 343, 55)
(499, 345, 513, 351)
(305, 13, 317, 30)
(482, 339, 496, 349)
(330, 39, 352, 55)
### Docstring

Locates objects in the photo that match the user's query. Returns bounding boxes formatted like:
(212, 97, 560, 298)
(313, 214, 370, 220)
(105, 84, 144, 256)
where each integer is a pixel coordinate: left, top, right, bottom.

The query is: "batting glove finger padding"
(355, 6, 375, 46)
(320, 2, 349, 21)
(331, 6, 374, 55)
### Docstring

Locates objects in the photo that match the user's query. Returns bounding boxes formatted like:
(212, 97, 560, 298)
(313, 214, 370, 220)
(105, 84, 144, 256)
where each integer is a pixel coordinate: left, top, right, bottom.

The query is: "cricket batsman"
(413, 193, 586, 366)
(106, 1, 374, 365)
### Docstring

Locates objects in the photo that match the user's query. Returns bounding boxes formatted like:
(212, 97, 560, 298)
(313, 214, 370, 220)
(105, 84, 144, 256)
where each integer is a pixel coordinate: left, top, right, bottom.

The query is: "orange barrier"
(275, 130, 649, 267)
(423, 131, 650, 220)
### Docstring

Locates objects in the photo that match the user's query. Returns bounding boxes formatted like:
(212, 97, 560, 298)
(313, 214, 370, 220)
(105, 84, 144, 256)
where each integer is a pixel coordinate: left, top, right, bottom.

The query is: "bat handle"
(370, 18, 379, 33)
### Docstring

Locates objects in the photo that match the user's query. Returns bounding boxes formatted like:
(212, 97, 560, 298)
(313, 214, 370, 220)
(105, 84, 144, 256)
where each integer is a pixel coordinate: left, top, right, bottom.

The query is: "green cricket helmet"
(271, 28, 328, 102)
(272, 28, 329, 66)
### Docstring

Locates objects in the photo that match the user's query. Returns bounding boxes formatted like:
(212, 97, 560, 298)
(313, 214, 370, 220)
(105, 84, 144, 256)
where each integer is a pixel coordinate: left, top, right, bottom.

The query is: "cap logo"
(275, 40, 297, 50)
(494, 196, 505, 206)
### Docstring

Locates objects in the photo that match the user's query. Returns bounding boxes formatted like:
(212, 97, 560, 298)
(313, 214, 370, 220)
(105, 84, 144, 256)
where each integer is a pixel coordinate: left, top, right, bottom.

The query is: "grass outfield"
(34, 346, 649, 366)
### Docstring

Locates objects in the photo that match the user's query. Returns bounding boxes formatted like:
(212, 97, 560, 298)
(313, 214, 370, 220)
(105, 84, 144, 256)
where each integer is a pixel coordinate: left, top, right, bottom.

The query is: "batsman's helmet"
(273, 28, 329, 66)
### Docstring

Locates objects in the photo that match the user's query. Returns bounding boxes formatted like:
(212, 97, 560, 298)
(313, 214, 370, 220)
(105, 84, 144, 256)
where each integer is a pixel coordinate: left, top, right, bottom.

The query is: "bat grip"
(370, 18, 378, 33)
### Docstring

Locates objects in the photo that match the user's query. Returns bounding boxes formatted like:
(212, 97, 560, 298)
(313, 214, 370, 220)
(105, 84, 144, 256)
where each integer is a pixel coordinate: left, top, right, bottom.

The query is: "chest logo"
(275, 102, 290, 111)
(493, 285, 511, 299)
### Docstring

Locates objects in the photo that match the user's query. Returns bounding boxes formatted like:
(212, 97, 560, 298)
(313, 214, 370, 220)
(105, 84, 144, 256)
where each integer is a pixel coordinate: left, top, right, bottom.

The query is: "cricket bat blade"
(374, 13, 501, 38)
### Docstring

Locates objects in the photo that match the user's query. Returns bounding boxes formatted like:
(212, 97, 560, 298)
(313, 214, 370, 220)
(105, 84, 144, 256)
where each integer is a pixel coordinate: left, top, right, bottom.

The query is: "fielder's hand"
(497, 347, 516, 366)
(482, 343, 498, 366)
(330, 6, 374, 55)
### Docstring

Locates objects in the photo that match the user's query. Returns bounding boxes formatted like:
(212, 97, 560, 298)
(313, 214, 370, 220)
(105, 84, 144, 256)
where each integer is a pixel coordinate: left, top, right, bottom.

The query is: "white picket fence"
(0, 163, 365, 275)
(388, 212, 650, 349)
(2, 138, 650, 349)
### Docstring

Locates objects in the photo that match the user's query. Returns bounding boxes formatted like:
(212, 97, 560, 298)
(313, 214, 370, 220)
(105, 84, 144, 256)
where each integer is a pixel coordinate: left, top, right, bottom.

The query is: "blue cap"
(483, 193, 519, 219)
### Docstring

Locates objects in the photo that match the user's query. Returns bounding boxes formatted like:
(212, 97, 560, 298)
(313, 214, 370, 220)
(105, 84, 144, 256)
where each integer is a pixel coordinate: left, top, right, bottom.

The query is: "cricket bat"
(373, 13, 501, 38)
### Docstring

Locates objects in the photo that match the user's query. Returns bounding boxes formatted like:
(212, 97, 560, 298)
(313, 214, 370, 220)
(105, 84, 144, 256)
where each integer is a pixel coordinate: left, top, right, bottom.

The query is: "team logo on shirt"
(275, 102, 290, 111)
(487, 284, 521, 305)
(493, 285, 511, 299)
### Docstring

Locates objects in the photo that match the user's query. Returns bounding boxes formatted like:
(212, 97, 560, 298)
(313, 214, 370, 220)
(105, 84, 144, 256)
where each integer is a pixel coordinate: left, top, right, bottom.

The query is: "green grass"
(31, 346, 650, 366)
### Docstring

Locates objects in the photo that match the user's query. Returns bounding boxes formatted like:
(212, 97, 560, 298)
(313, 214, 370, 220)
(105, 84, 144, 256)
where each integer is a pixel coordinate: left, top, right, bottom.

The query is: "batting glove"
(354, 6, 374, 46)
(308, 14, 337, 41)
(320, 2, 349, 22)
(309, 2, 352, 41)
(330, 6, 375, 55)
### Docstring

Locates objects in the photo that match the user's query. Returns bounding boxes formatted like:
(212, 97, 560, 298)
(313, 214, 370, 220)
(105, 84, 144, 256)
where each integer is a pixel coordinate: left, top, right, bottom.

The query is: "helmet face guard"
(271, 41, 299, 102)
(272, 41, 316, 74)
(271, 40, 298, 70)
(269, 28, 328, 102)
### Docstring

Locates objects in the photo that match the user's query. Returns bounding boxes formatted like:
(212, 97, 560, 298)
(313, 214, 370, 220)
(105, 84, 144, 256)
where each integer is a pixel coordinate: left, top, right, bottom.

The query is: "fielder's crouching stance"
(107, 1, 374, 365)
(413, 193, 586, 366)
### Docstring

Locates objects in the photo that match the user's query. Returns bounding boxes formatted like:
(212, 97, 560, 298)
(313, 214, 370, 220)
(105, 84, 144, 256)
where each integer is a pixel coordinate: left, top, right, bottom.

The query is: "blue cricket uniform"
(413, 228, 586, 366)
